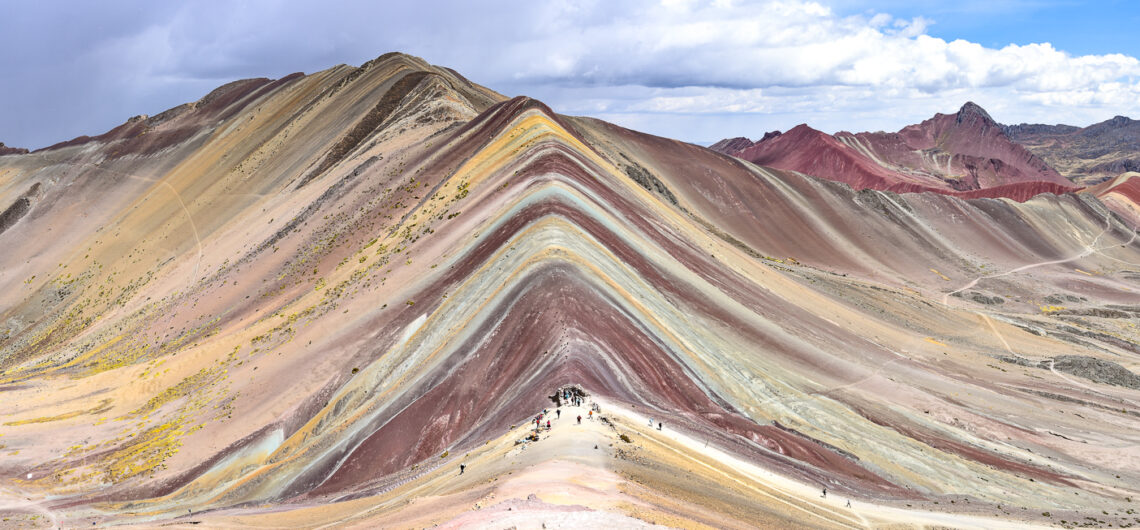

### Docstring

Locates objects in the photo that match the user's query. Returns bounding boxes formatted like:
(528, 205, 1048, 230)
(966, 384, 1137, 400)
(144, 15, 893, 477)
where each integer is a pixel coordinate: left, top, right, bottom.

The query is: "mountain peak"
(956, 101, 994, 125)
(1110, 115, 1134, 127)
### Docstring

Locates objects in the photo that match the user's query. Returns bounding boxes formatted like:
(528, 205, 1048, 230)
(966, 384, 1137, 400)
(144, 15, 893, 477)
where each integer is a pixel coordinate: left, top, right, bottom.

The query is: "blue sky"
(2, 1, 1139, 149)
(837, 1, 1140, 58)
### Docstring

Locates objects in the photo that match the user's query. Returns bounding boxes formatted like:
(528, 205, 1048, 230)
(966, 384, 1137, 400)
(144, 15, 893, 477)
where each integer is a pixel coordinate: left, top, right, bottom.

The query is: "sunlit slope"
(0, 53, 1138, 527)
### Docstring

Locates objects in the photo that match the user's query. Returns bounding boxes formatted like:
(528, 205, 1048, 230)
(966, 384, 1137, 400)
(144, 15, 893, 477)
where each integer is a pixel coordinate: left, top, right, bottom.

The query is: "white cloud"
(2, 0, 1138, 147)
(493, 0, 1140, 93)
(460, 0, 1140, 139)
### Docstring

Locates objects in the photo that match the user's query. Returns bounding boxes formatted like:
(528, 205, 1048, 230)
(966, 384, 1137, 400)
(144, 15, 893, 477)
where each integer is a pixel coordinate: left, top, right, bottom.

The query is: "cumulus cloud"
(471, 0, 1140, 140)
(1, 0, 1138, 147)
(489, 1, 1139, 95)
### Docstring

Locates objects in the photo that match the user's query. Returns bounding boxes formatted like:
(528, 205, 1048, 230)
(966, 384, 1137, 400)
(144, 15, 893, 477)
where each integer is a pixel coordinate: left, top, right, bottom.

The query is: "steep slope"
(1, 54, 1139, 528)
(715, 102, 1077, 200)
(1007, 115, 1140, 185)
(729, 124, 906, 191)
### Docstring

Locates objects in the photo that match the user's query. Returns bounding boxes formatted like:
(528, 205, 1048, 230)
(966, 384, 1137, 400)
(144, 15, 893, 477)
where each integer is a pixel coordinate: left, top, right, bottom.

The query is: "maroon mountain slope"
(732, 124, 905, 191)
(715, 102, 1078, 200)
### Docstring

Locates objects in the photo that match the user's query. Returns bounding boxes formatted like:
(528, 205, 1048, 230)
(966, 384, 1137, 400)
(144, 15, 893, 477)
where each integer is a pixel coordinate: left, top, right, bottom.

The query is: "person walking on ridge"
(460, 463, 466, 475)
(577, 415, 582, 424)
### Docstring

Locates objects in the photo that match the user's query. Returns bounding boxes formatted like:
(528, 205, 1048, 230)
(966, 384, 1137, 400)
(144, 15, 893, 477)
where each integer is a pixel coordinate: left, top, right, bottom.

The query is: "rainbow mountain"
(1, 53, 1139, 528)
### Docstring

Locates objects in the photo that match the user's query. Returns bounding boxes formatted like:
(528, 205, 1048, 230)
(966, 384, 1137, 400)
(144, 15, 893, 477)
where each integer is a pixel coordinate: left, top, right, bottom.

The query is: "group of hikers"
(562, 389, 585, 407)
(457, 386, 859, 512)
(533, 410, 553, 431)
(517, 388, 611, 439)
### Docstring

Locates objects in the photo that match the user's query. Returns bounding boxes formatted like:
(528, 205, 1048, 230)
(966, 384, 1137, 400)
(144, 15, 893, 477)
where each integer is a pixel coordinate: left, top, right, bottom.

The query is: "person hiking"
(546, 420, 550, 429)
(460, 463, 466, 475)
(577, 415, 582, 424)
(588, 410, 593, 420)
(556, 408, 561, 419)
(658, 422, 662, 431)
(822, 488, 827, 498)
(845, 499, 851, 508)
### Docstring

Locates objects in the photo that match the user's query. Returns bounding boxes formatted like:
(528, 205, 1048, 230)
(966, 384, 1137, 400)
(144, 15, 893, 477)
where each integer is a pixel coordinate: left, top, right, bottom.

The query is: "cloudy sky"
(2, 0, 1139, 149)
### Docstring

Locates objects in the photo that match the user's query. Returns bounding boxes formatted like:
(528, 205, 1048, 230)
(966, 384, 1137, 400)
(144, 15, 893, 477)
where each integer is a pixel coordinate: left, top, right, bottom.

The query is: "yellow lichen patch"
(929, 268, 951, 281)
(56, 335, 124, 371)
(3, 399, 113, 426)
(81, 317, 220, 378)
(924, 337, 947, 347)
(100, 419, 201, 483)
(127, 367, 222, 419)
(1041, 305, 1066, 314)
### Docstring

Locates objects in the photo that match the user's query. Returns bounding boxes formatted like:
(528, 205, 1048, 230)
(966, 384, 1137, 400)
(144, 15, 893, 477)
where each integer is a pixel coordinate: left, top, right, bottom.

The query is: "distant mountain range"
(1005, 115, 1140, 185)
(712, 102, 1140, 200)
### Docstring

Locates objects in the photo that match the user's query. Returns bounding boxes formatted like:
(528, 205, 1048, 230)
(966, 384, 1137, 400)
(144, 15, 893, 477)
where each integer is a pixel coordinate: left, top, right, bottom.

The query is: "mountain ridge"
(1, 52, 1139, 527)
(1005, 114, 1140, 184)
(712, 101, 1077, 200)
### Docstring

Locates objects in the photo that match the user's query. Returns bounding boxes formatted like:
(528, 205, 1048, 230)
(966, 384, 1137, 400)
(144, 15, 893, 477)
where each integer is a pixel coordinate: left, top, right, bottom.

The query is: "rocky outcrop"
(999, 354, 1140, 390)
(0, 142, 28, 156)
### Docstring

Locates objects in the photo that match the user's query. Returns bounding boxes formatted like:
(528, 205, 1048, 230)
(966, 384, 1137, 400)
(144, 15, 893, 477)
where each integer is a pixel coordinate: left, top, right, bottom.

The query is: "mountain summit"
(955, 101, 995, 125)
(1, 53, 1138, 527)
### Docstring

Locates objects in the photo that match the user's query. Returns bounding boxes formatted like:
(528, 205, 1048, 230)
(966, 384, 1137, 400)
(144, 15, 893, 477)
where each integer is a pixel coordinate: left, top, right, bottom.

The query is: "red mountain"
(713, 102, 1078, 200)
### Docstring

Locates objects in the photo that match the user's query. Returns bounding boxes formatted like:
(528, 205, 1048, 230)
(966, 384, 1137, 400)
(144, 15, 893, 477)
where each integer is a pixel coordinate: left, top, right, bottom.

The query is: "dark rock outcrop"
(0, 142, 29, 156)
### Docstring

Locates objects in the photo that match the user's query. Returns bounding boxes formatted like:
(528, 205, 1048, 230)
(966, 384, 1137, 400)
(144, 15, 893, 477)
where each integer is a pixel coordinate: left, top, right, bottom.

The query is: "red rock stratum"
(1, 54, 1139, 528)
